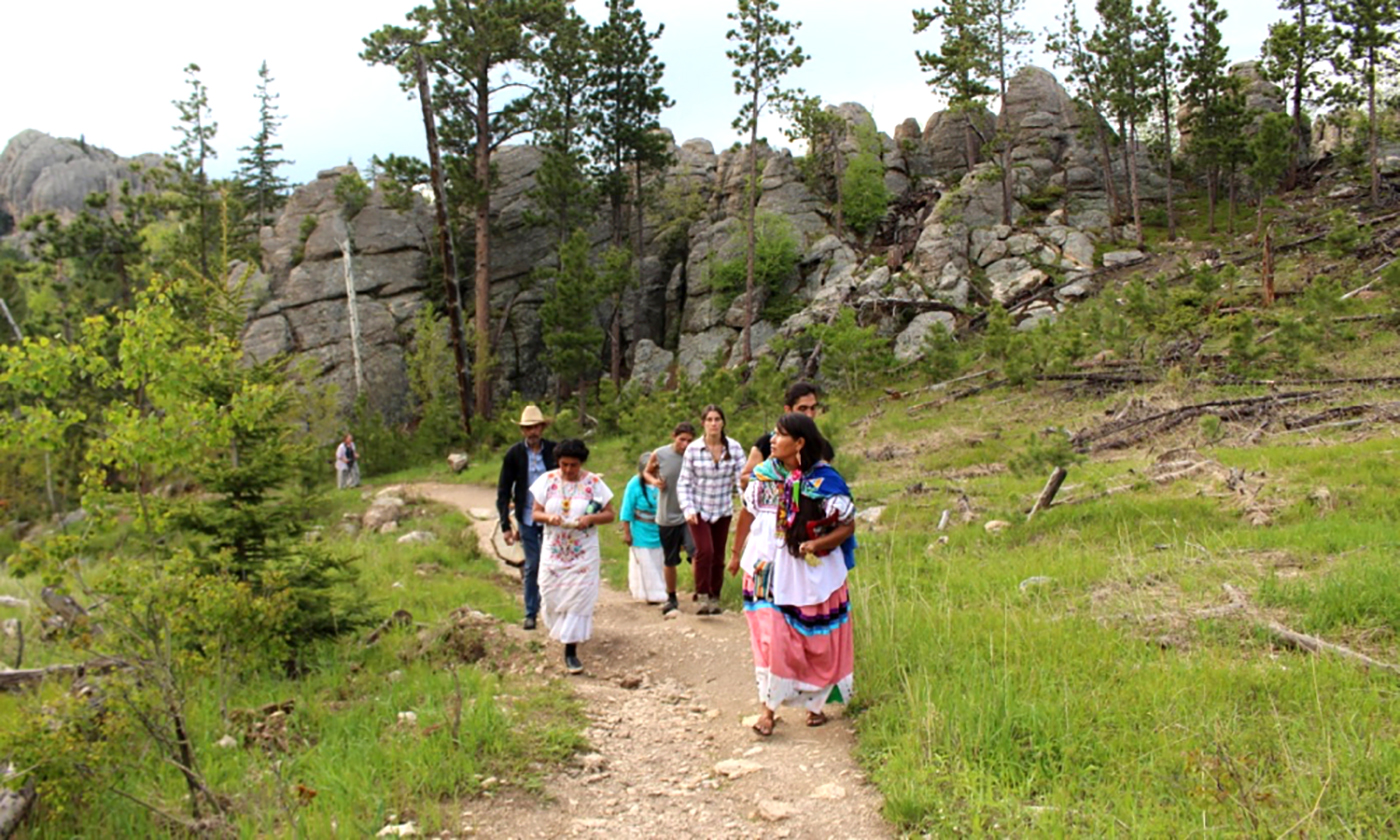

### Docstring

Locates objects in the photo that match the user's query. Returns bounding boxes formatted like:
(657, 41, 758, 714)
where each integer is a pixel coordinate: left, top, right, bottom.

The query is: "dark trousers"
(518, 521, 543, 618)
(687, 515, 731, 599)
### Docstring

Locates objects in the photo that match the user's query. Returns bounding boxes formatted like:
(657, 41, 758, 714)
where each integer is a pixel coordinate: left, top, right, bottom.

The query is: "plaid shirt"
(676, 436, 745, 521)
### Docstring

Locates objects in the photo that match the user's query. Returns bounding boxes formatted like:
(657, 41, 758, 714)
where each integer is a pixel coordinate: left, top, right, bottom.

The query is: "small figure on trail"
(643, 422, 697, 616)
(728, 412, 856, 737)
(676, 405, 745, 616)
(335, 433, 361, 489)
(530, 438, 616, 675)
(740, 382, 821, 490)
(620, 451, 667, 604)
(496, 405, 557, 631)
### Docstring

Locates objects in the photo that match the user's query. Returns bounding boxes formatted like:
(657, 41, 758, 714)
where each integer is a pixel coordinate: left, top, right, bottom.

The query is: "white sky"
(3, 0, 1281, 186)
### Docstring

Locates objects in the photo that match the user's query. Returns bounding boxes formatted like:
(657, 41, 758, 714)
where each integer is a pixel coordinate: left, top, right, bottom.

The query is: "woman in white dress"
(530, 438, 616, 674)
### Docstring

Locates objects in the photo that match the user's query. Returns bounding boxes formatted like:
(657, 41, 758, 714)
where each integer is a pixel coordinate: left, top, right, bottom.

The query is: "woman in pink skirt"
(727, 412, 856, 736)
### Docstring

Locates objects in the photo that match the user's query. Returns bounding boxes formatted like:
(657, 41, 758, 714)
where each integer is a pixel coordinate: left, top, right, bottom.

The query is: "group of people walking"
(495, 384, 857, 734)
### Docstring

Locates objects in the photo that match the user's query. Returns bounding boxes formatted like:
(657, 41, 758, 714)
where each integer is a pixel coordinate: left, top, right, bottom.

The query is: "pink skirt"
(742, 569, 854, 712)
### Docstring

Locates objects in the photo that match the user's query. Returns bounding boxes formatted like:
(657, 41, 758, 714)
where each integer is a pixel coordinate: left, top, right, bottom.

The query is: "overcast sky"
(3, 0, 1281, 186)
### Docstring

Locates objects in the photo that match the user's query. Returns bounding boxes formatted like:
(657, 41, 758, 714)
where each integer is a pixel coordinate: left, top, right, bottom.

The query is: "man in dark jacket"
(496, 405, 557, 630)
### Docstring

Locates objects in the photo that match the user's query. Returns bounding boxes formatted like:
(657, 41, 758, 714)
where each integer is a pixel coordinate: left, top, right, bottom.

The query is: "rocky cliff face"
(0, 130, 162, 239)
(4, 66, 1240, 420)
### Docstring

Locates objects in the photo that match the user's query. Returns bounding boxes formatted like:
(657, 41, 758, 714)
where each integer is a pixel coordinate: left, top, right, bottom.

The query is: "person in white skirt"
(530, 438, 616, 674)
(620, 451, 667, 604)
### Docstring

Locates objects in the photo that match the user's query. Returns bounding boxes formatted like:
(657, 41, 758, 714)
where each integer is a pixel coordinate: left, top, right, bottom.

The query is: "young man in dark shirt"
(740, 382, 820, 489)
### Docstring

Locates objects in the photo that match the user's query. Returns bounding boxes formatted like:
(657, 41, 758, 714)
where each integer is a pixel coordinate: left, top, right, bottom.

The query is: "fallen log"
(0, 775, 36, 839)
(0, 657, 126, 692)
(1026, 466, 1069, 522)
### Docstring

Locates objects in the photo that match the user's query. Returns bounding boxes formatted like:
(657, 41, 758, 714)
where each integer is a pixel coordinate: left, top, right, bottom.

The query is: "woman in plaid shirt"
(677, 404, 746, 614)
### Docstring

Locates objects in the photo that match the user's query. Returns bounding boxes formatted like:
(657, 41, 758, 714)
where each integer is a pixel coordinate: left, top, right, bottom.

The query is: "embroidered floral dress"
(529, 469, 614, 644)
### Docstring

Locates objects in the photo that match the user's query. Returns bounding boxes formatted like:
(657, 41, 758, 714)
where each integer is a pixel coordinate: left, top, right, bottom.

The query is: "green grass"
(0, 498, 586, 837)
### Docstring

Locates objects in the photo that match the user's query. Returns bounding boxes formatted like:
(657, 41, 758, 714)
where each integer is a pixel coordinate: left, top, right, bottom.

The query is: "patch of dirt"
(414, 482, 892, 839)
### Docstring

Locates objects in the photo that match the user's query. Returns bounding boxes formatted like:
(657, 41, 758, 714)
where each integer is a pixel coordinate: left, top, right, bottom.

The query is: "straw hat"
(517, 405, 550, 427)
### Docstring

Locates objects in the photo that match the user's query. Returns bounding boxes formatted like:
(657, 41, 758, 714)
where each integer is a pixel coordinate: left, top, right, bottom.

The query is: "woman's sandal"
(806, 711, 829, 727)
(752, 715, 775, 737)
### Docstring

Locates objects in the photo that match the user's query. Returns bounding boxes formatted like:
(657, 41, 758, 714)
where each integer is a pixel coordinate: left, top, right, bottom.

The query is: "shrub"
(807, 308, 894, 393)
(841, 123, 892, 237)
(1324, 209, 1371, 259)
(705, 213, 801, 316)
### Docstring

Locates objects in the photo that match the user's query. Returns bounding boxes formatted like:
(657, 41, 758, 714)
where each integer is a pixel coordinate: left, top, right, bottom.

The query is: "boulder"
(628, 338, 674, 391)
(921, 108, 996, 179)
(893, 312, 956, 362)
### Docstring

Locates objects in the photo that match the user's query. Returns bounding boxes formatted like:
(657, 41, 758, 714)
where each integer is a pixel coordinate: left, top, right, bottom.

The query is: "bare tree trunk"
(1126, 119, 1144, 247)
(1160, 88, 1176, 241)
(340, 239, 364, 396)
(415, 51, 472, 436)
(1094, 122, 1122, 242)
(1368, 50, 1380, 206)
(473, 63, 494, 419)
(743, 103, 759, 364)
(1261, 226, 1275, 307)
(1000, 142, 1014, 227)
(1207, 169, 1218, 233)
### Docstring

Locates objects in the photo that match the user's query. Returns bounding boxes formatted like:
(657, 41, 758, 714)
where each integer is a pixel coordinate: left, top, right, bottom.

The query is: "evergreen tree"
(1046, 0, 1126, 238)
(1091, 0, 1148, 245)
(236, 61, 293, 235)
(362, 0, 566, 421)
(1140, 0, 1179, 240)
(985, 0, 1033, 227)
(539, 229, 605, 416)
(784, 95, 847, 231)
(589, 0, 673, 384)
(914, 0, 995, 174)
(1181, 0, 1246, 233)
(527, 7, 598, 254)
(170, 63, 219, 281)
(1261, 0, 1333, 187)
(1329, 0, 1400, 205)
(1248, 111, 1295, 237)
(727, 0, 807, 364)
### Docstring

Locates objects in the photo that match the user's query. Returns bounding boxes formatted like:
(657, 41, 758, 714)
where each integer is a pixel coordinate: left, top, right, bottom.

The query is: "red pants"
(688, 516, 731, 599)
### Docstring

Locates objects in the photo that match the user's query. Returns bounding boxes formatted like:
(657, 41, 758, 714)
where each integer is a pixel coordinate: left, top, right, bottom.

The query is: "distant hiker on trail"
(335, 433, 361, 489)
(644, 421, 697, 616)
(620, 451, 667, 604)
(530, 438, 615, 674)
(496, 405, 557, 631)
(676, 404, 745, 616)
(728, 412, 855, 738)
(740, 381, 821, 489)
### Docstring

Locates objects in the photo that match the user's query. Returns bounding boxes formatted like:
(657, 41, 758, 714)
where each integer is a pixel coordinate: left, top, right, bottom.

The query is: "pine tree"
(528, 7, 598, 254)
(1140, 0, 1179, 240)
(539, 229, 605, 416)
(1261, 0, 1333, 187)
(236, 61, 293, 235)
(589, 0, 673, 384)
(914, 0, 995, 174)
(985, 0, 1033, 227)
(727, 0, 807, 364)
(1248, 111, 1295, 237)
(363, 0, 566, 421)
(1046, 0, 1126, 238)
(1181, 0, 1244, 233)
(170, 63, 219, 281)
(1329, 0, 1400, 205)
(1091, 0, 1148, 245)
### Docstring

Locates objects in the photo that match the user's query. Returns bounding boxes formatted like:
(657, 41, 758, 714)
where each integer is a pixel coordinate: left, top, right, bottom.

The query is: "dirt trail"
(414, 482, 891, 839)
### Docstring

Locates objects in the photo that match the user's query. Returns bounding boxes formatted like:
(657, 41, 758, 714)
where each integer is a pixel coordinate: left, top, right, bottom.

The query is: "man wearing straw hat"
(496, 405, 557, 630)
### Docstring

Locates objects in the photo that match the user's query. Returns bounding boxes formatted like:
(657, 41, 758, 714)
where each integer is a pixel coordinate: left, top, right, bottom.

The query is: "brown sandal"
(752, 714, 775, 737)
(806, 711, 828, 727)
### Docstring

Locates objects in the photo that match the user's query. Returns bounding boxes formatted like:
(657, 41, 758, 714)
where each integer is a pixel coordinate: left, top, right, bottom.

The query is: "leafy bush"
(705, 212, 801, 316)
(808, 308, 894, 392)
(1325, 209, 1371, 259)
(841, 123, 892, 237)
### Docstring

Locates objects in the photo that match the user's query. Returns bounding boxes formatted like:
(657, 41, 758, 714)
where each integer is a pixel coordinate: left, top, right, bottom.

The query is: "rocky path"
(414, 482, 891, 840)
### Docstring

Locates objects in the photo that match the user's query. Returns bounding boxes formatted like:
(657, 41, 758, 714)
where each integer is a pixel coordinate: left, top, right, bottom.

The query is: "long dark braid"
(777, 413, 834, 557)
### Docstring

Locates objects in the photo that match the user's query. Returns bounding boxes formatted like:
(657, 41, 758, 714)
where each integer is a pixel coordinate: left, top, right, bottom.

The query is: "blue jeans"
(519, 522, 544, 619)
